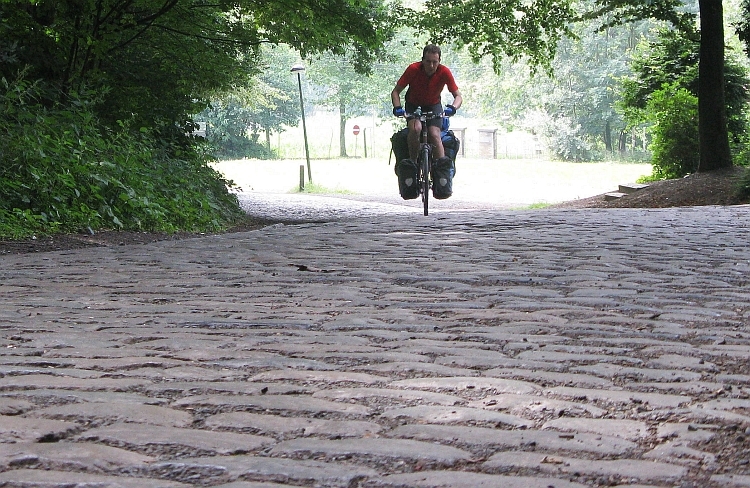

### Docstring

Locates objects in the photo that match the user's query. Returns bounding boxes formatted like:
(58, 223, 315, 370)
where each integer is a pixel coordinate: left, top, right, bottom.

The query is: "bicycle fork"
(419, 143, 432, 189)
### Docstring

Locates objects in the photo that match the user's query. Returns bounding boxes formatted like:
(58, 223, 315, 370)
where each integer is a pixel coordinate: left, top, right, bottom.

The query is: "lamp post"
(291, 63, 312, 183)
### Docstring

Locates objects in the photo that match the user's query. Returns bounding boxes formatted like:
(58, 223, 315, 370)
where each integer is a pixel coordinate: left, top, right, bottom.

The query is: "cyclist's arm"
(449, 89, 463, 111)
(391, 84, 406, 109)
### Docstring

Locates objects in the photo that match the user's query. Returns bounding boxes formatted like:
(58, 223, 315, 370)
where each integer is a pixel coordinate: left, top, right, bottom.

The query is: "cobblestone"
(2, 196, 750, 486)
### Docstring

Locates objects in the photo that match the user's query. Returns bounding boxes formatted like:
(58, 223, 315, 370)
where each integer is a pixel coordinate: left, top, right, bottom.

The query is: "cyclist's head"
(422, 44, 441, 76)
(422, 44, 441, 61)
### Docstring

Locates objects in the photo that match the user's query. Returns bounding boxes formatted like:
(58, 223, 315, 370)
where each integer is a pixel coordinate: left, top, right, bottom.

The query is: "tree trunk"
(604, 120, 612, 153)
(265, 125, 272, 157)
(698, 0, 732, 170)
(339, 97, 348, 157)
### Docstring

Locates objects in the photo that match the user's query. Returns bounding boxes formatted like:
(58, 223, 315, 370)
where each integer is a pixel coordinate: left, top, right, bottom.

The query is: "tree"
(308, 53, 376, 157)
(619, 28, 748, 142)
(414, 0, 735, 171)
(307, 35, 408, 157)
(698, 0, 731, 170)
(418, 0, 576, 74)
(253, 45, 304, 153)
(443, 17, 656, 161)
(535, 20, 651, 158)
(645, 85, 700, 179)
(0, 0, 396, 130)
(200, 44, 301, 159)
(592, 0, 731, 170)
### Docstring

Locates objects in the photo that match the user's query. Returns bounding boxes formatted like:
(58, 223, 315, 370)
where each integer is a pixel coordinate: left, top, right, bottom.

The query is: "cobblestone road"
(2, 195, 750, 487)
(235, 191, 510, 223)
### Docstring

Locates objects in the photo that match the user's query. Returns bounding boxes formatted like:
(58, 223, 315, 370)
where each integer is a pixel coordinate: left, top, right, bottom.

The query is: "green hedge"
(0, 76, 244, 239)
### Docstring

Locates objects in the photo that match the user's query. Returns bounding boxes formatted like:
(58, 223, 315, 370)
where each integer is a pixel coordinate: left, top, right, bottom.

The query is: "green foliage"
(736, 0, 750, 55)
(448, 10, 659, 161)
(0, 76, 243, 238)
(586, 0, 696, 32)
(308, 44, 404, 157)
(619, 30, 698, 113)
(524, 110, 601, 162)
(1, 0, 397, 132)
(199, 45, 301, 160)
(251, 45, 307, 143)
(620, 28, 749, 139)
(418, 0, 576, 74)
(0, 0, 395, 238)
(537, 18, 652, 158)
(619, 27, 750, 177)
(201, 98, 275, 160)
(642, 84, 699, 181)
(414, 0, 691, 76)
(734, 167, 750, 200)
(417, 0, 735, 170)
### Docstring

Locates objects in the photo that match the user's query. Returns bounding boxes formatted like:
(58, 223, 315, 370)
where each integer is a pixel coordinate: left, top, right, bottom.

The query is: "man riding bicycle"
(391, 45, 462, 163)
(391, 44, 462, 199)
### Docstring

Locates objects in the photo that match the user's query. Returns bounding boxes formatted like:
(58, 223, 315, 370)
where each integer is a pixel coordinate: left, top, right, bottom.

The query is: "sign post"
(353, 125, 360, 158)
(291, 64, 312, 182)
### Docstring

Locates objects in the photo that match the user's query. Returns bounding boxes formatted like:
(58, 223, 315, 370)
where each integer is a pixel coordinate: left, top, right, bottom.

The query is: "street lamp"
(291, 63, 312, 183)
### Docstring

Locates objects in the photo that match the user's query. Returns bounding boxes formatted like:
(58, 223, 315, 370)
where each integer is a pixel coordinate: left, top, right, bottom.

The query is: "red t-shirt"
(397, 62, 459, 106)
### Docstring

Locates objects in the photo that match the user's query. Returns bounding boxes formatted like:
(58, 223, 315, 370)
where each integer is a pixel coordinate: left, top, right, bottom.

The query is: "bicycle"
(404, 108, 444, 216)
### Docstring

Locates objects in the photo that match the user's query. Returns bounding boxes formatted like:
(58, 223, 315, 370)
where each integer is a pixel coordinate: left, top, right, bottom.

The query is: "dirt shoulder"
(0, 217, 284, 256)
(550, 166, 748, 210)
(2, 167, 748, 255)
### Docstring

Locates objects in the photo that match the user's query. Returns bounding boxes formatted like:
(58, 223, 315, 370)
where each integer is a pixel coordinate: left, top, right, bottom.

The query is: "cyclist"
(391, 44, 463, 164)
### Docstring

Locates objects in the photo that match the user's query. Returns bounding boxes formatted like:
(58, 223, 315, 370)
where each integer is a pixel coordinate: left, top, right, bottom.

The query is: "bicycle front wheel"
(420, 147, 430, 216)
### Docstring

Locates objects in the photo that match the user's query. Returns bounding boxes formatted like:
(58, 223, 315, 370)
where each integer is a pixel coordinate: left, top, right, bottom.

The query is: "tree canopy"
(1, 0, 396, 129)
(418, 0, 576, 73)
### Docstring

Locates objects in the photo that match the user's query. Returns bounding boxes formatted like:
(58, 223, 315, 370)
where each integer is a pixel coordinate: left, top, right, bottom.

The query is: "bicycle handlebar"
(404, 110, 446, 121)
(394, 108, 452, 120)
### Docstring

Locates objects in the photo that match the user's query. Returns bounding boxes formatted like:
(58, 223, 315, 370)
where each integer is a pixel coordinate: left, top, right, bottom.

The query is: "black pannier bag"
(442, 130, 460, 167)
(390, 123, 460, 200)
(395, 158, 419, 200)
(432, 130, 459, 199)
(390, 128, 410, 164)
(391, 126, 460, 166)
(391, 128, 418, 199)
(431, 156, 455, 199)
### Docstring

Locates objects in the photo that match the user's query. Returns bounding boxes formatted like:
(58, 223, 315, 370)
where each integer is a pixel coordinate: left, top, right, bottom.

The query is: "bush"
(0, 75, 244, 238)
(735, 166, 750, 202)
(524, 110, 602, 162)
(619, 28, 750, 180)
(207, 129, 274, 160)
(642, 84, 699, 181)
(200, 100, 275, 160)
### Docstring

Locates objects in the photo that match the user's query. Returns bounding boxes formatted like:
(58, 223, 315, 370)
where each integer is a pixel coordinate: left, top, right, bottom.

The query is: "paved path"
(2, 196, 750, 487)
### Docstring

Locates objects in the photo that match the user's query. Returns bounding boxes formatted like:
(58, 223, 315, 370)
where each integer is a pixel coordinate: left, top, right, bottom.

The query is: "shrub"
(524, 110, 602, 162)
(642, 84, 699, 181)
(200, 100, 274, 160)
(0, 75, 244, 238)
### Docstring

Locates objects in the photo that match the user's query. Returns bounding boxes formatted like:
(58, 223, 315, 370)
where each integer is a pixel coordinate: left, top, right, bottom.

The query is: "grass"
(293, 182, 357, 195)
(520, 202, 553, 210)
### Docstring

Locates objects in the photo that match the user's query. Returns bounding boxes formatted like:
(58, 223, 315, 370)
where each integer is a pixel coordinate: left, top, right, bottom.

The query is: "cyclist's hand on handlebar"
(444, 105, 457, 117)
(393, 106, 405, 117)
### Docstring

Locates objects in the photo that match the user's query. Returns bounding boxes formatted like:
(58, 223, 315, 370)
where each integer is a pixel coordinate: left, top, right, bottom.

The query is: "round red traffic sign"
(352, 125, 360, 135)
